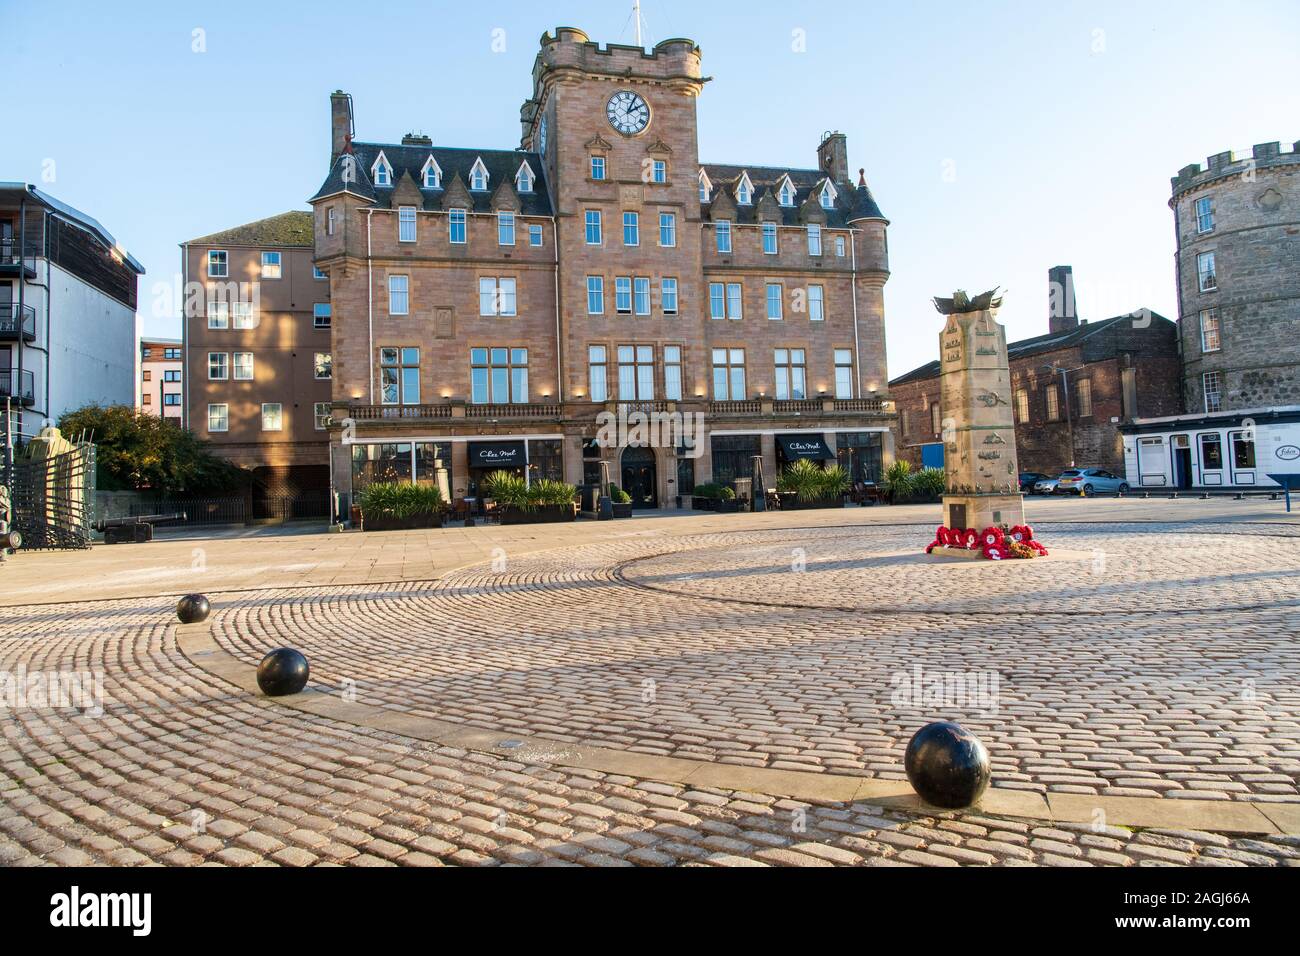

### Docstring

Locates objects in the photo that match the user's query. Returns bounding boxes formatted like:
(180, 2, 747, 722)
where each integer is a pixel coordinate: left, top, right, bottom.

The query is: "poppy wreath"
(983, 544, 1009, 560)
(960, 528, 980, 549)
(1029, 540, 1049, 556)
(1009, 524, 1035, 543)
(979, 526, 1005, 549)
(925, 526, 949, 553)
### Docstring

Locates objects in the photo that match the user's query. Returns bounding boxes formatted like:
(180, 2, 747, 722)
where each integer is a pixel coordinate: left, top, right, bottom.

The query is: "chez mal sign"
(468, 441, 525, 468)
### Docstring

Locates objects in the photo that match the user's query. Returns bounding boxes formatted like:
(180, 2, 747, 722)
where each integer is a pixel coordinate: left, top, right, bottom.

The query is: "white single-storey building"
(1121, 406, 1300, 491)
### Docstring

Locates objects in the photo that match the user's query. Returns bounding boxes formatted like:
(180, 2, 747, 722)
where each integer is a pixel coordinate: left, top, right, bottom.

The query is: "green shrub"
(483, 470, 532, 509)
(914, 467, 948, 500)
(692, 482, 737, 500)
(608, 483, 632, 504)
(356, 482, 444, 519)
(58, 403, 248, 495)
(880, 460, 915, 501)
(777, 460, 849, 501)
(531, 479, 578, 507)
(484, 472, 578, 510)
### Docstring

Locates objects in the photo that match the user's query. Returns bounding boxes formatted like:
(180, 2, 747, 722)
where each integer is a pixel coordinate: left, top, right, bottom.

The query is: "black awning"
(467, 440, 527, 469)
(777, 434, 836, 461)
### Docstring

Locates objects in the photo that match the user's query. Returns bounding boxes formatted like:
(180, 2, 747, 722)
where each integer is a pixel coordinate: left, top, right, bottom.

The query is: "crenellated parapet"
(1171, 140, 1300, 199)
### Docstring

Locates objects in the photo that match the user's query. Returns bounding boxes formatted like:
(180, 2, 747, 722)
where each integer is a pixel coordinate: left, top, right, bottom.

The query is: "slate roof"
(187, 211, 314, 247)
(888, 311, 1173, 387)
(311, 142, 553, 216)
(698, 164, 886, 226)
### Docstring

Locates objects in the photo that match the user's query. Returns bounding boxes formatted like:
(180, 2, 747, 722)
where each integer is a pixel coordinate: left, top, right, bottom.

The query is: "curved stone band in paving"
(207, 523, 1300, 805)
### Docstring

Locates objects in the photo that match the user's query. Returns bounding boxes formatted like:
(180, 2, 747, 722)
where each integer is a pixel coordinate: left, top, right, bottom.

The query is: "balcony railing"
(340, 398, 892, 424)
(773, 399, 824, 413)
(0, 304, 36, 340)
(465, 403, 562, 419)
(348, 404, 454, 421)
(709, 400, 762, 415)
(345, 402, 563, 422)
(0, 368, 35, 404)
(835, 398, 889, 413)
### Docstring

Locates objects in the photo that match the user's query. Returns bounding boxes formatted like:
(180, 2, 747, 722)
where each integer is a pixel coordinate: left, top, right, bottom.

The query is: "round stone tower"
(1170, 141, 1300, 413)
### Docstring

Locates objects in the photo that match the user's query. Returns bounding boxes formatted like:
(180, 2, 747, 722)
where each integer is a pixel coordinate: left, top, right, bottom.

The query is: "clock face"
(606, 90, 650, 135)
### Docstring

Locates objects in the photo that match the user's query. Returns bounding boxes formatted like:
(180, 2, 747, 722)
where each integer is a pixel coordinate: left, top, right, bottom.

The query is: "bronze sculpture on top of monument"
(924, 290, 1049, 560)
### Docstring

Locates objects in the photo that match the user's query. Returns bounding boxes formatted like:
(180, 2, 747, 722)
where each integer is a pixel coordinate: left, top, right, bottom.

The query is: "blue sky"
(5, 0, 1297, 376)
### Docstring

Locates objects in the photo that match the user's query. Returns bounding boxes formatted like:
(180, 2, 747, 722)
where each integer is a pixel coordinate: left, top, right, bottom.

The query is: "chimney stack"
(330, 90, 353, 166)
(1048, 265, 1079, 334)
(817, 131, 849, 184)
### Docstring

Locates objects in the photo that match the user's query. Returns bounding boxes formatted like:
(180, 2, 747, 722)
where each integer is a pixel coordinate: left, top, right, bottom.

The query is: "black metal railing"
(0, 237, 24, 267)
(0, 304, 36, 339)
(0, 368, 35, 403)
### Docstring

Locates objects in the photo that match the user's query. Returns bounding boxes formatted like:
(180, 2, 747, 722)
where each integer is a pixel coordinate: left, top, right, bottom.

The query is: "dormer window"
(421, 156, 442, 189)
(515, 161, 535, 194)
(820, 181, 838, 210)
(778, 179, 795, 206)
(372, 152, 392, 188)
(698, 169, 712, 203)
(736, 172, 753, 205)
(469, 157, 489, 191)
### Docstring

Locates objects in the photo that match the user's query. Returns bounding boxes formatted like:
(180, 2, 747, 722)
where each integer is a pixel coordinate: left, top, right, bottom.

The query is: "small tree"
(57, 404, 248, 496)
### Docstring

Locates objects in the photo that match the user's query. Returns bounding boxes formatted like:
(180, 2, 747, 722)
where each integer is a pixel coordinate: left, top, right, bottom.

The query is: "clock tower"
(519, 27, 709, 403)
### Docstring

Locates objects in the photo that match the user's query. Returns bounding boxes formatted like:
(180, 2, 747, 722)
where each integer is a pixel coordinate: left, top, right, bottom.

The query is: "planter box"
(716, 499, 740, 513)
(611, 502, 634, 519)
(781, 496, 845, 511)
(499, 503, 579, 525)
(361, 512, 444, 532)
(691, 496, 718, 511)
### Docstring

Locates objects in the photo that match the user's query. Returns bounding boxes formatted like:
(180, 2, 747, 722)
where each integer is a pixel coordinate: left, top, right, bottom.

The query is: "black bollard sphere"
(904, 721, 991, 809)
(256, 648, 310, 697)
(176, 593, 211, 624)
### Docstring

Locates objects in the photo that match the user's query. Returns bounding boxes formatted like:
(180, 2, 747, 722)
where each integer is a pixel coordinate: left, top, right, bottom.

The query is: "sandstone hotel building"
(311, 27, 895, 510)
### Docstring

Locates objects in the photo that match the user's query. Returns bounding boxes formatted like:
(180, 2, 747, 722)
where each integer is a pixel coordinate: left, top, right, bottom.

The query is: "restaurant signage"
(468, 440, 526, 468)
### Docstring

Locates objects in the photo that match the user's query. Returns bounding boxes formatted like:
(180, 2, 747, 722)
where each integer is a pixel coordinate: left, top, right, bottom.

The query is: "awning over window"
(467, 440, 526, 469)
(777, 434, 836, 461)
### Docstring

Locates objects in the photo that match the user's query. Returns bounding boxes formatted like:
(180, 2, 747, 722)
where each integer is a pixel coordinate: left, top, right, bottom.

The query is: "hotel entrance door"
(621, 446, 657, 509)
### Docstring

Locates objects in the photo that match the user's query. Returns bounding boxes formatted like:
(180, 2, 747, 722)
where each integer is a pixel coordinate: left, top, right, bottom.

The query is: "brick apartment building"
(138, 337, 182, 423)
(891, 267, 1183, 477)
(182, 211, 332, 497)
(310, 26, 896, 510)
(2, 183, 142, 450)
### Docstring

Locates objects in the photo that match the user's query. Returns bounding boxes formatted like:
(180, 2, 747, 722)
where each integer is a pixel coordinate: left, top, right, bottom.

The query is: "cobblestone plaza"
(2, 501, 1298, 867)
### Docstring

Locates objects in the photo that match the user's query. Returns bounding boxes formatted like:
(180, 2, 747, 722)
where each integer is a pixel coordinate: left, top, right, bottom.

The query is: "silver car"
(1054, 468, 1130, 497)
(1031, 476, 1059, 495)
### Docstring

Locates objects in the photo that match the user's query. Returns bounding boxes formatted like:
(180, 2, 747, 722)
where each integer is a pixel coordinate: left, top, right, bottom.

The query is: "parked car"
(1032, 476, 1060, 495)
(1019, 472, 1050, 493)
(1054, 468, 1130, 497)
